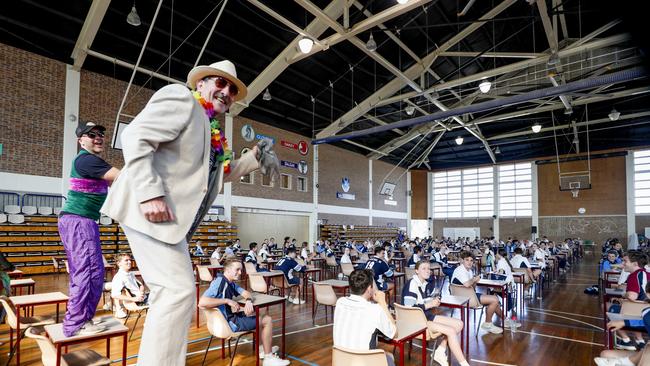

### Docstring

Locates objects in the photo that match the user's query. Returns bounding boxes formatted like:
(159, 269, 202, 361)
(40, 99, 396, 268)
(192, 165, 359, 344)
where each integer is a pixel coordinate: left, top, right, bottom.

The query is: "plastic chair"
(325, 255, 338, 278)
(123, 298, 149, 341)
(25, 326, 111, 366)
(394, 303, 443, 361)
(53, 207, 62, 215)
(341, 262, 354, 278)
(197, 265, 214, 284)
(449, 284, 486, 335)
(0, 296, 55, 365)
(201, 308, 254, 366)
(248, 273, 280, 296)
(21, 206, 37, 215)
(332, 346, 388, 366)
(4, 205, 20, 214)
(37, 206, 53, 216)
(312, 283, 337, 325)
(244, 261, 257, 274)
(271, 274, 300, 301)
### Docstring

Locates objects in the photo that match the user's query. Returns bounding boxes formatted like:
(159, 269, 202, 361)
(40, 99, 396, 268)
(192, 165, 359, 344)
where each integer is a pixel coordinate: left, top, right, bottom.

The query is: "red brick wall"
(318, 144, 369, 208)
(0, 43, 65, 177)
(499, 217, 532, 241)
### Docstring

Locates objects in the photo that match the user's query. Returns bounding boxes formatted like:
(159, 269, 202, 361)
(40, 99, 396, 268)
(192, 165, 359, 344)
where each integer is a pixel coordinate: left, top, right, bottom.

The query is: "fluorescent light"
(455, 136, 464, 145)
(531, 123, 542, 133)
(298, 38, 314, 54)
(478, 80, 491, 93)
(127, 4, 141, 26)
(262, 88, 272, 101)
(405, 105, 415, 116)
(609, 108, 621, 121)
(366, 34, 377, 52)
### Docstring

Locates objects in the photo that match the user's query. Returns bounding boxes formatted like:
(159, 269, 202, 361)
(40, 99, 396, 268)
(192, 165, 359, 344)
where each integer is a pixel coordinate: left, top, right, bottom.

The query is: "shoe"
(480, 322, 503, 334)
(287, 297, 294, 303)
(433, 347, 449, 366)
(115, 309, 128, 319)
(77, 322, 106, 336)
(292, 298, 305, 305)
(259, 345, 279, 359)
(594, 357, 625, 366)
(636, 340, 646, 351)
(91, 317, 104, 325)
(262, 353, 290, 366)
(504, 318, 522, 328)
(102, 303, 112, 311)
(615, 338, 637, 351)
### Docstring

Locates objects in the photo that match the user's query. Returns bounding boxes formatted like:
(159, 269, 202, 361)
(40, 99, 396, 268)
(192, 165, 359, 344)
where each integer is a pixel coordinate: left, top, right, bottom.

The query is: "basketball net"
(571, 188, 579, 198)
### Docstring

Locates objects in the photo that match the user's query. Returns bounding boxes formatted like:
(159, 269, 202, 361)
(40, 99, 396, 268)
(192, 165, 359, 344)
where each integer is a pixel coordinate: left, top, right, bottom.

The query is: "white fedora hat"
(186, 60, 248, 102)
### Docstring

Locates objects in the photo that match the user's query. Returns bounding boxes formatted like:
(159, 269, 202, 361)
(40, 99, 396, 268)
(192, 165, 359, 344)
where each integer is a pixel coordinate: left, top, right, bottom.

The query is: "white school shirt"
(301, 248, 309, 260)
(259, 247, 270, 261)
(111, 269, 141, 297)
(333, 294, 396, 350)
(496, 258, 514, 285)
(618, 270, 630, 285)
(211, 250, 220, 260)
(533, 249, 547, 268)
(340, 254, 352, 264)
(451, 265, 474, 286)
(510, 254, 532, 269)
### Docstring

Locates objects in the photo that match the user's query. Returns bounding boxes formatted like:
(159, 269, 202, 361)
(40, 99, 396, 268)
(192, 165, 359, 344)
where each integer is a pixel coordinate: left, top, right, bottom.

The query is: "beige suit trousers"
(122, 224, 195, 366)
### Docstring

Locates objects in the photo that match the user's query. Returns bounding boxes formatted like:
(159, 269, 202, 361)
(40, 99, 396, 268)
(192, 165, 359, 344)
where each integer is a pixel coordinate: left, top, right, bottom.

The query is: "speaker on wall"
(531, 226, 537, 234)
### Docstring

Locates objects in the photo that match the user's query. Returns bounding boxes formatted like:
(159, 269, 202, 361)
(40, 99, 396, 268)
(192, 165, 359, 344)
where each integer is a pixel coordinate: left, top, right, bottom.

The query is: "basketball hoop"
(571, 188, 579, 198)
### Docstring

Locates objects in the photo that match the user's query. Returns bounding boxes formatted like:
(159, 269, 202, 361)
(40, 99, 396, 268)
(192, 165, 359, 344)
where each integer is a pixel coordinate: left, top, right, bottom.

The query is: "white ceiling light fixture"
(478, 79, 492, 93)
(455, 136, 464, 145)
(531, 123, 542, 133)
(572, 136, 579, 144)
(494, 146, 501, 154)
(397, 0, 409, 4)
(366, 33, 377, 52)
(405, 105, 415, 116)
(262, 88, 272, 101)
(609, 108, 621, 121)
(298, 38, 314, 54)
(126, 2, 141, 26)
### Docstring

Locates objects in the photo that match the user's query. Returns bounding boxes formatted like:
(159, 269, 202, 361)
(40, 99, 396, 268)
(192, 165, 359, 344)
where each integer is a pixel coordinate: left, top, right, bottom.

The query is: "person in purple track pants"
(58, 122, 120, 336)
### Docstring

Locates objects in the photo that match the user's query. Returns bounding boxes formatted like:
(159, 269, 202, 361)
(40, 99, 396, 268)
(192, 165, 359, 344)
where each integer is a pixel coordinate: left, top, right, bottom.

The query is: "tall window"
(634, 150, 650, 214)
(433, 167, 494, 218)
(498, 163, 532, 217)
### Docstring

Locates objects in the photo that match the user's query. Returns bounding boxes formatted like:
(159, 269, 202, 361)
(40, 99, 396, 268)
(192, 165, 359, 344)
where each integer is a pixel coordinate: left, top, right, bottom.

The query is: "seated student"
(403, 261, 469, 366)
(299, 242, 311, 263)
(494, 249, 521, 327)
(245, 242, 268, 272)
(210, 247, 223, 264)
(510, 247, 537, 281)
(194, 241, 205, 256)
(199, 259, 289, 366)
(269, 237, 277, 250)
(259, 242, 271, 262)
(232, 238, 242, 253)
(365, 246, 395, 296)
(602, 250, 623, 276)
(383, 242, 394, 264)
(340, 247, 352, 264)
(276, 248, 306, 305)
(224, 241, 235, 257)
(111, 253, 148, 319)
(333, 269, 397, 366)
(407, 246, 422, 268)
(355, 241, 368, 254)
(610, 251, 650, 351)
(433, 245, 455, 278)
(451, 251, 504, 334)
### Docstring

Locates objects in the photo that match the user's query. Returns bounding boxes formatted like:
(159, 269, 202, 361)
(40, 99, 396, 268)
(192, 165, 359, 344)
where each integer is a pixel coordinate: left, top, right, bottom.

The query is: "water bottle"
(510, 315, 517, 334)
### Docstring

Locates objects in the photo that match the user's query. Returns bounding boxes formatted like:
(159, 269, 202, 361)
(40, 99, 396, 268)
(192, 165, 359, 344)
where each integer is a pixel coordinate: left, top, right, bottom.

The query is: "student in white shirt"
(402, 261, 469, 366)
(111, 253, 148, 319)
(451, 251, 504, 334)
(333, 269, 397, 366)
(510, 247, 537, 281)
(340, 247, 352, 264)
(495, 249, 521, 328)
(259, 242, 271, 262)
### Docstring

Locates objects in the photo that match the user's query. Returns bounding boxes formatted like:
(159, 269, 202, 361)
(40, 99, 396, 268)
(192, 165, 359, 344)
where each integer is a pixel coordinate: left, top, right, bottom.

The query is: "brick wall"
(0, 43, 65, 177)
(231, 116, 312, 203)
(499, 217, 532, 241)
(372, 159, 407, 212)
(318, 213, 369, 226)
(318, 144, 369, 208)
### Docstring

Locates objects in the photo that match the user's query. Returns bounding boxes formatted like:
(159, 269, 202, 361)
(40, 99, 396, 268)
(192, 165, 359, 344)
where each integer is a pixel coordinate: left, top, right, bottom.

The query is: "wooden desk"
(45, 317, 128, 366)
(476, 279, 508, 331)
(603, 287, 625, 348)
(7, 269, 23, 278)
(10, 292, 69, 365)
(392, 272, 405, 304)
(10, 278, 35, 296)
(236, 294, 286, 366)
(391, 257, 406, 272)
(439, 295, 470, 355)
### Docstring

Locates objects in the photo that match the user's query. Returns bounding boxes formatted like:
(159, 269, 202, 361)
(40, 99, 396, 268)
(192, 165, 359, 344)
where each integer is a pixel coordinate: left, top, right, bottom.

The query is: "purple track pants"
(58, 214, 105, 336)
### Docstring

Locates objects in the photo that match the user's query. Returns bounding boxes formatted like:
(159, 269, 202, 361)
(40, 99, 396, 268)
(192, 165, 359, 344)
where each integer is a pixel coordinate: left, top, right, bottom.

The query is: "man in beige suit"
(102, 60, 281, 365)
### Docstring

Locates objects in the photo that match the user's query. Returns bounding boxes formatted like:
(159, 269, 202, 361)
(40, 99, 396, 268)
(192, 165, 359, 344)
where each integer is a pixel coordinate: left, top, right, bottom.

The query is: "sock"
(636, 339, 646, 344)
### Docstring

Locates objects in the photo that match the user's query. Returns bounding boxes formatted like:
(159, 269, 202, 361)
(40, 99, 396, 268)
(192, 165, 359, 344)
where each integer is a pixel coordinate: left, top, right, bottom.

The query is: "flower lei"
(192, 91, 232, 174)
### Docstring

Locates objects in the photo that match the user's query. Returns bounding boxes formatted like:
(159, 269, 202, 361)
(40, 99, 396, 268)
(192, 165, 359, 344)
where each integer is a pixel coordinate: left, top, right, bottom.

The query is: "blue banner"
(256, 134, 275, 144)
(281, 160, 298, 169)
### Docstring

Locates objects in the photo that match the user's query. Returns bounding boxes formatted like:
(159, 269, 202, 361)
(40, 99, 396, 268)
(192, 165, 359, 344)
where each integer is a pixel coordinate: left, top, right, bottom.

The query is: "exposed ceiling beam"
(316, 0, 517, 139)
(70, 0, 111, 71)
(230, 0, 343, 116)
(409, 132, 445, 169)
(438, 51, 543, 59)
(552, 0, 569, 40)
(247, 0, 325, 46)
(289, 0, 431, 64)
(363, 114, 405, 135)
(536, 0, 558, 54)
(343, 139, 387, 155)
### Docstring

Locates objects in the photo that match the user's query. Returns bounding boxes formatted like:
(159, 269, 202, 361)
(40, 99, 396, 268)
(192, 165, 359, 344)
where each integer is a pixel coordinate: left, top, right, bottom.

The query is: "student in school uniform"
(365, 246, 395, 296)
(259, 242, 271, 262)
(407, 246, 422, 268)
(340, 247, 352, 264)
(510, 247, 537, 281)
(111, 253, 149, 319)
(276, 248, 306, 305)
(494, 249, 521, 327)
(402, 260, 469, 366)
(601, 250, 623, 277)
(451, 251, 504, 334)
(333, 269, 397, 366)
(433, 245, 455, 279)
(244, 242, 268, 272)
(300, 242, 311, 263)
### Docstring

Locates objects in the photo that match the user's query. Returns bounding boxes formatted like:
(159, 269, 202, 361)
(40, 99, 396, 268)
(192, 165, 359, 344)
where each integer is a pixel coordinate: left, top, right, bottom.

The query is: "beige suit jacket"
(101, 84, 259, 244)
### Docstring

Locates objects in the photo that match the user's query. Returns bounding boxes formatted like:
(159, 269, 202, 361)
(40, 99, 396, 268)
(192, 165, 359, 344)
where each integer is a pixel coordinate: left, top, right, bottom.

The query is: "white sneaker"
(594, 357, 625, 366)
(77, 322, 106, 335)
(504, 318, 522, 328)
(433, 347, 449, 366)
(480, 322, 503, 334)
(292, 298, 305, 305)
(115, 309, 128, 319)
(259, 345, 279, 359)
(287, 297, 294, 303)
(262, 353, 290, 366)
(102, 303, 112, 311)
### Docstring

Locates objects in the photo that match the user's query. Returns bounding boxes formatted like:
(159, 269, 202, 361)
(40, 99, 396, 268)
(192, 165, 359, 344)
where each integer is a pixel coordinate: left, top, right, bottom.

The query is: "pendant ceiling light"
(455, 136, 464, 145)
(405, 105, 415, 116)
(494, 146, 501, 154)
(478, 80, 492, 93)
(262, 88, 272, 101)
(126, 2, 141, 26)
(531, 123, 542, 133)
(366, 33, 377, 52)
(298, 38, 314, 54)
(609, 108, 621, 121)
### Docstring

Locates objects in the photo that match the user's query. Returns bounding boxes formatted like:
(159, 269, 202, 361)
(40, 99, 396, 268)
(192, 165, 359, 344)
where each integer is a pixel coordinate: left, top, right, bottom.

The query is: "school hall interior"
(1, 0, 650, 365)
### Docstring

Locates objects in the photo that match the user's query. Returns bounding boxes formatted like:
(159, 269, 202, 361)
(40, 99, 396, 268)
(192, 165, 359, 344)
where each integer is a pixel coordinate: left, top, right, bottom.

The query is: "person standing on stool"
(59, 122, 120, 336)
(101, 60, 280, 365)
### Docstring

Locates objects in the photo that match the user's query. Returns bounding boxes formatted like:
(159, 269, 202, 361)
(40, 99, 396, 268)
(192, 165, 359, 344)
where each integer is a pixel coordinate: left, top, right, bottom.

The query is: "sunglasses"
(85, 131, 105, 139)
(209, 76, 239, 97)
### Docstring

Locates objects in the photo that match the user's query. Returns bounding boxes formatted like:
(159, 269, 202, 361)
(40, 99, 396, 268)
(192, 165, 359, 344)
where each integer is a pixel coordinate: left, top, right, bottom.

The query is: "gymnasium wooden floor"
(2, 255, 605, 366)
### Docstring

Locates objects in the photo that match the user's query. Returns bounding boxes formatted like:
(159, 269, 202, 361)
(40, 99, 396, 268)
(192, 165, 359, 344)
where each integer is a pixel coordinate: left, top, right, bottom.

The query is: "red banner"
(281, 140, 298, 149)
